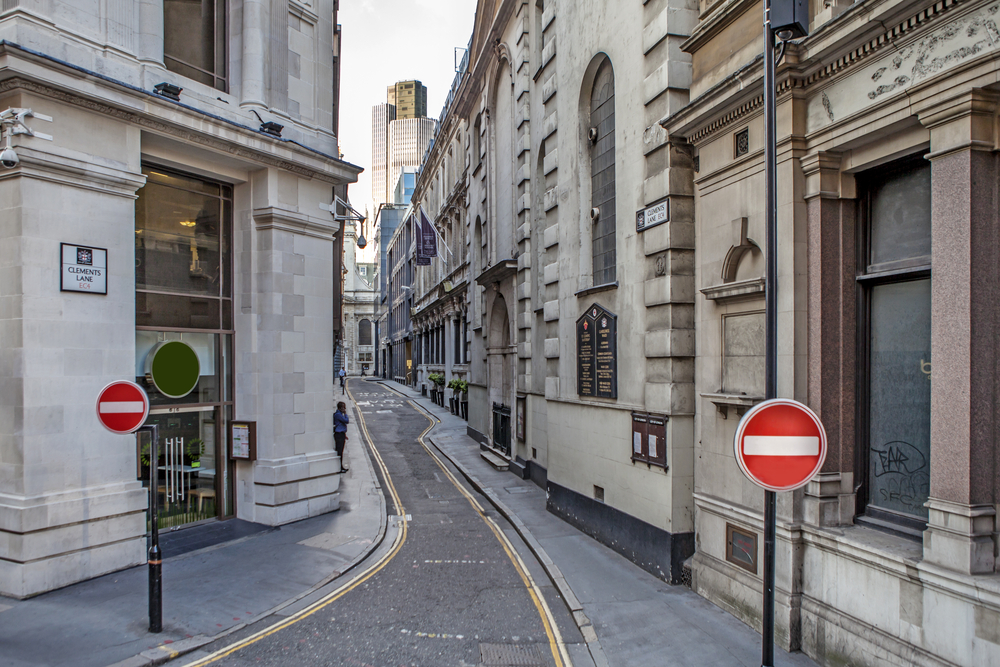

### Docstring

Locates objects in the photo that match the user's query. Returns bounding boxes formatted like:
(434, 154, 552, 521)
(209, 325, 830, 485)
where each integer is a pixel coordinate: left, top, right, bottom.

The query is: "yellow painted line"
(398, 393, 572, 667)
(180, 380, 423, 666)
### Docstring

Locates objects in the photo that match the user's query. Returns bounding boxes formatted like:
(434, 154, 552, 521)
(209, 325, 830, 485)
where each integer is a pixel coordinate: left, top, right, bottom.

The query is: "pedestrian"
(334, 401, 349, 473)
(339, 367, 346, 394)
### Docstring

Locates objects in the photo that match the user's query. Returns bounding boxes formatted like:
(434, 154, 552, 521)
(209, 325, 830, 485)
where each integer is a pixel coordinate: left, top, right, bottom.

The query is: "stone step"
(480, 449, 510, 471)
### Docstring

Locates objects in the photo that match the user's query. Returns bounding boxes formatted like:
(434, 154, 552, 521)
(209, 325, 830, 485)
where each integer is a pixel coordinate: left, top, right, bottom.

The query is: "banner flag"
(419, 206, 437, 259)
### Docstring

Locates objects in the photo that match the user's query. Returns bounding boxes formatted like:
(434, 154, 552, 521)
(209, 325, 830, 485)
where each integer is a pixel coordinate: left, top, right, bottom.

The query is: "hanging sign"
(734, 398, 828, 492)
(61, 243, 107, 294)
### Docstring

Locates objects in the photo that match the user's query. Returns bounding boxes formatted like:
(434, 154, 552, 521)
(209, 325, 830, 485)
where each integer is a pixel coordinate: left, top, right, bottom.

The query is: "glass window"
(858, 156, 932, 533)
(359, 319, 372, 346)
(590, 59, 616, 286)
(164, 0, 228, 91)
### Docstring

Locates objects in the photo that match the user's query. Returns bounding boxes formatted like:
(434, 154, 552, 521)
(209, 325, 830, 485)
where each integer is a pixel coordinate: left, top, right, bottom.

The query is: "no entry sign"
(734, 399, 827, 492)
(96, 381, 150, 434)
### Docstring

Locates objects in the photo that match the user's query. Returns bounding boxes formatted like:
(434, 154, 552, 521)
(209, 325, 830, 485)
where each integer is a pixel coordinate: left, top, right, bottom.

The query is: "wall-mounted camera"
(0, 146, 19, 169)
(0, 107, 54, 169)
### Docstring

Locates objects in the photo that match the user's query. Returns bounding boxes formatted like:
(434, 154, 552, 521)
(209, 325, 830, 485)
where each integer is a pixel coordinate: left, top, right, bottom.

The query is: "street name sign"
(61, 243, 107, 294)
(635, 196, 669, 233)
(96, 381, 150, 434)
(734, 398, 827, 492)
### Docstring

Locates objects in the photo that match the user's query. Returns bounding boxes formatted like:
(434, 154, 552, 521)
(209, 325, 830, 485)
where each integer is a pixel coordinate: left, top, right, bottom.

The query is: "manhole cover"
(479, 643, 544, 666)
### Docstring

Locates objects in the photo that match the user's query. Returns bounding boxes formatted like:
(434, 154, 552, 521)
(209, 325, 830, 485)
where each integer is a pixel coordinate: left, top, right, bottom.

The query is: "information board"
(577, 304, 617, 399)
(231, 421, 257, 461)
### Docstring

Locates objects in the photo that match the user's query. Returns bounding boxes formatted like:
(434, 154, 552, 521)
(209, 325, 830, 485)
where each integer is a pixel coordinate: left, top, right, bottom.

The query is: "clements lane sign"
(61, 243, 107, 294)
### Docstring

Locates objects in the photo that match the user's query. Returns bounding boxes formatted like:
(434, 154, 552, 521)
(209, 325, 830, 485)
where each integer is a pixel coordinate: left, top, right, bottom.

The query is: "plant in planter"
(187, 438, 205, 468)
(428, 373, 445, 405)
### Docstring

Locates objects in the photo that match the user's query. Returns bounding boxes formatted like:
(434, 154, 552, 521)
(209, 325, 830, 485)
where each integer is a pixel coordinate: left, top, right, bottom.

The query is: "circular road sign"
(734, 398, 828, 492)
(96, 381, 150, 434)
(145, 340, 200, 399)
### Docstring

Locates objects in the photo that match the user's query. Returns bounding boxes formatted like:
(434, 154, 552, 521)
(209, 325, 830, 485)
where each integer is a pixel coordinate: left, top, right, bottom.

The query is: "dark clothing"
(334, 410, 349, 433)
(334, 432, 346, 459)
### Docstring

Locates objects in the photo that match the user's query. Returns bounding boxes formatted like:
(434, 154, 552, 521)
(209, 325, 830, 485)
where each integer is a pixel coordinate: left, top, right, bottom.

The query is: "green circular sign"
(147, 341, 200, 398)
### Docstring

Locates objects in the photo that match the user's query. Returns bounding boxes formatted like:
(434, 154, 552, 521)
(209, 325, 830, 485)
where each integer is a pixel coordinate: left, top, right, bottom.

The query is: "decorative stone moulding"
(701, 392, 763, 419)
(700, 277, 765, 303)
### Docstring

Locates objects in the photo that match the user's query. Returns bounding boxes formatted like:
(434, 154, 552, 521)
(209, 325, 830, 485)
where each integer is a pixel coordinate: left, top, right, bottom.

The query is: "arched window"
(590, 59, 616, 286)
(358, 319, 372, 346)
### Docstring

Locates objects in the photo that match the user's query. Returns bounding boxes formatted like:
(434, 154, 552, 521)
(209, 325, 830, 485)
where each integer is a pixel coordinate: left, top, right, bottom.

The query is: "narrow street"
(175, 379, 581, 667)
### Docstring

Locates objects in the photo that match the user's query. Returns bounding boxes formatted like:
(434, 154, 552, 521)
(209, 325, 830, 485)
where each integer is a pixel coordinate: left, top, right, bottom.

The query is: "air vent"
(734, 127, 749, 158)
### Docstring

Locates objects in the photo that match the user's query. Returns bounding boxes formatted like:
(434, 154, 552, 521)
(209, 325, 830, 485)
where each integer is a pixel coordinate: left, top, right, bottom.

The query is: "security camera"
(0, 147, 18, 169)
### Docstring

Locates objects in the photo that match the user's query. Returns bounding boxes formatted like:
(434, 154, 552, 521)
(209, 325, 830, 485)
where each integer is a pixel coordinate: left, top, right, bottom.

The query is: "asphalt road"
(175, 380, 581, 667)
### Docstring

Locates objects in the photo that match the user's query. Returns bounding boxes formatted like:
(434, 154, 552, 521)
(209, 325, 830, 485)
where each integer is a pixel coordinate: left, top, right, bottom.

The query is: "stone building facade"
(408, 0, 699, 583)
(0, 1, 360, 598)
(663, 0, 1000, 664)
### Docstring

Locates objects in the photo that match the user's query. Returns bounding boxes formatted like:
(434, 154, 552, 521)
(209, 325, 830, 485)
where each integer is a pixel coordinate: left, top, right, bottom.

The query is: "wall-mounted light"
(153, 82, 182, 101)
(260, 121, 284, 138)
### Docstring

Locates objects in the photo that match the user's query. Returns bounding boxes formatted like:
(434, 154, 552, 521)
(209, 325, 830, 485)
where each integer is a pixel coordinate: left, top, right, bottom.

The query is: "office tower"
(392, 80, 427, 119)
(371, 102, 396, 210)
(388, 117, 437, 196)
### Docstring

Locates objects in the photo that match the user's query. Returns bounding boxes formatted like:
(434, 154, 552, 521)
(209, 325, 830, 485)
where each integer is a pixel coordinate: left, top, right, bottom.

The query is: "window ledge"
(701, 392, 763, 419)
(575, 281, 619, 298)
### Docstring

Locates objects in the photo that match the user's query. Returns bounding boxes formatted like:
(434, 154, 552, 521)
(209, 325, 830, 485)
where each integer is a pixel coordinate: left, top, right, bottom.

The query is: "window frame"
(590, 58, 616, 287)
(854, 154, 932, 538)
(163, 0, 229, 93)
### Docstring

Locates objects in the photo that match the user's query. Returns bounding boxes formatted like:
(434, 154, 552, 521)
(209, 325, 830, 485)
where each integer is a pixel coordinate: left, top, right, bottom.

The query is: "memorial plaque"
(577, 314, 595, 397)
(577, 304, 617, 399)
(595, 312, 617, 399)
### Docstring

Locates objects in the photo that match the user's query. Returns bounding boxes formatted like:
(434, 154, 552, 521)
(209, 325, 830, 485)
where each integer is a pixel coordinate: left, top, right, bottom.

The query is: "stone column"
(136, 0, 164, 66)
(241, 0, 268, 108)
(801, 151, 857, 528)
(918, 89, 999, 574)
(444, 312, 456, 374)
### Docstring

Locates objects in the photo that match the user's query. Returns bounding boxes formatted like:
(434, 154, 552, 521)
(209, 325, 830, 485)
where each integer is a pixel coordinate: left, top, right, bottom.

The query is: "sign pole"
(146, 424, 162, 633)
(763, 0, 778, 664)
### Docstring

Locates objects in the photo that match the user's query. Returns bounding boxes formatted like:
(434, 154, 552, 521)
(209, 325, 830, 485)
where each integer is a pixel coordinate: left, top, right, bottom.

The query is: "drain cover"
(479, 643, 544, 666)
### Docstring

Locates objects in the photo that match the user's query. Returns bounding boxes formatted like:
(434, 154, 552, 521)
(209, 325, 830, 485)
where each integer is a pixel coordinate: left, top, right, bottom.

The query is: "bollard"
(146, 425, 163, 633)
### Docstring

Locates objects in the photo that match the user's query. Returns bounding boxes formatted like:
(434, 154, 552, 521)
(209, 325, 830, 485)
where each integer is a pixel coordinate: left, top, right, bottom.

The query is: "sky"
(338, 0, 477, 261)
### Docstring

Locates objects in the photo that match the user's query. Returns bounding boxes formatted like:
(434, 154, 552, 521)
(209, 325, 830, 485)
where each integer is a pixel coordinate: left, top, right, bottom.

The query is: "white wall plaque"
(61, 243, 107, 294)
(636, 196, 669, 233)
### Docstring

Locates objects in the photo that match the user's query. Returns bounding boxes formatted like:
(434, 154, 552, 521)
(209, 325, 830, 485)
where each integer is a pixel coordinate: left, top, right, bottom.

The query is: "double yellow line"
(181, 380, 569, 666)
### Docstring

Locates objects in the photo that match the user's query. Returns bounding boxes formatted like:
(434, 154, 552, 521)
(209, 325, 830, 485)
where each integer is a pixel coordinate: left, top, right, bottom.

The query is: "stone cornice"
(253, 207, 341, 240)
(0, 145, 147, 197)
(0, 68, 360, 185)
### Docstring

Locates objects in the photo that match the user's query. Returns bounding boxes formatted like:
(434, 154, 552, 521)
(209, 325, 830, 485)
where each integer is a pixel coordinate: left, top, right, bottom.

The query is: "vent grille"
(734, 127, 749, 158)
(479, 643, 545, 666)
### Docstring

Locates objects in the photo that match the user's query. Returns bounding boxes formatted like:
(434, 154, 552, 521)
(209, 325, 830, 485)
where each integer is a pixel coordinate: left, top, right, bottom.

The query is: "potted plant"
(432, 373, 445, 406)
(447, 378, 460, 414)
(187, 438, 205, 468)
(456, 379, 469, 420)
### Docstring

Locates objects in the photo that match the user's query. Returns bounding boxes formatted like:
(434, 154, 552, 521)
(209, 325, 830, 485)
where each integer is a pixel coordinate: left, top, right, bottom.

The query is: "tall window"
(359, 319, 372, 346)
(590, 59, 616, 286)
(164, 0, 228, 91)
(473, 114, 482, 169)
(857, 157, 932, 535)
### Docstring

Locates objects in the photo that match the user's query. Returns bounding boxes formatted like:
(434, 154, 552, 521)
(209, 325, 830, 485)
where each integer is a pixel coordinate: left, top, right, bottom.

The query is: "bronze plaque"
(726, 523, 758, 574)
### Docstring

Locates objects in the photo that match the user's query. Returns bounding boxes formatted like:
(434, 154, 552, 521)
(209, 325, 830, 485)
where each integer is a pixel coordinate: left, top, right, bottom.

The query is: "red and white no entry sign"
(96, 381, 150, 434)
(734, 398, 827, 492)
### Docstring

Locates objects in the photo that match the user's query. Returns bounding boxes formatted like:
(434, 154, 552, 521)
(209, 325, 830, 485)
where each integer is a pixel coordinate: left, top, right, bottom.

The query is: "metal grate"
(734, 127, 749, 158)
(479, 643, 545, 666)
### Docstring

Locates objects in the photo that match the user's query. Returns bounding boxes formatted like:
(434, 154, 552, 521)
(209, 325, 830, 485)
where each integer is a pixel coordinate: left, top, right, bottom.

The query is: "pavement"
(0, 376, 819, 667)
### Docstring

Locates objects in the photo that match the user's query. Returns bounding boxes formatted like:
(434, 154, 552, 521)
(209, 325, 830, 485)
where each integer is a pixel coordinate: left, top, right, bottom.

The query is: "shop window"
(164, 0, 228, 91)
(590, 59, 616, 286)
(857, 157, 932, 535)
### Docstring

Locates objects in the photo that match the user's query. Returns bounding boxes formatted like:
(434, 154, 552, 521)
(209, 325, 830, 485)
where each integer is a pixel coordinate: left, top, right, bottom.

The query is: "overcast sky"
(338, 0, 477, 259)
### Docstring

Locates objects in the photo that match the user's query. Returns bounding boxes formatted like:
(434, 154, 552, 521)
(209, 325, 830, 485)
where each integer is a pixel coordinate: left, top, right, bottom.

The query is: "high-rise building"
(371, 102, 396, 210)
(392, 80, 427, 119)
(388, 117, 437, 198)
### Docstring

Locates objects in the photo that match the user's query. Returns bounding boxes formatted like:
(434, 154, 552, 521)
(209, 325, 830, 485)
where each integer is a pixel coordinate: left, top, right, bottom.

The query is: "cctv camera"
(0, 147, 18, 169)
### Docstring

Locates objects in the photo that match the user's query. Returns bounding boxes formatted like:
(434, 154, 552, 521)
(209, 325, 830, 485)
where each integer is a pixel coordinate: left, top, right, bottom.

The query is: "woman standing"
(334, 401, 349, 473)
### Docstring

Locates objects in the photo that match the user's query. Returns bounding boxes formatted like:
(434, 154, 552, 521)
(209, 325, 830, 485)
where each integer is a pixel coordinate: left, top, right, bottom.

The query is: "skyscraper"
(388, 117, 437, 194)
(371, 102, 396, 210)
(392, 80, 427, 119)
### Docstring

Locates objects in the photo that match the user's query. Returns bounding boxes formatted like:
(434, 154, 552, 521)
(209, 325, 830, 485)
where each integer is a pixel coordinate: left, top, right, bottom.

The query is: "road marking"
(383, 386, 571, 667)
(420, 559, 488, 564)
(744, 435, 819, 456)
(399, 629, 465, 640)
(181, 379, 422, 666)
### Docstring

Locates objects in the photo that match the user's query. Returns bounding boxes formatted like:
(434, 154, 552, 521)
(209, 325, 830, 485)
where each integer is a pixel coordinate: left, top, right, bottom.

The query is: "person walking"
(334, 401, 349, 473)
(338, 367, 346, 394)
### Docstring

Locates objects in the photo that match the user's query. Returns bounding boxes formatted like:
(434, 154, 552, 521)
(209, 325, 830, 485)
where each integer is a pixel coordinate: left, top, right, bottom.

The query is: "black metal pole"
(147, 425, 162, 633)
(762, 1, 778, 665)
